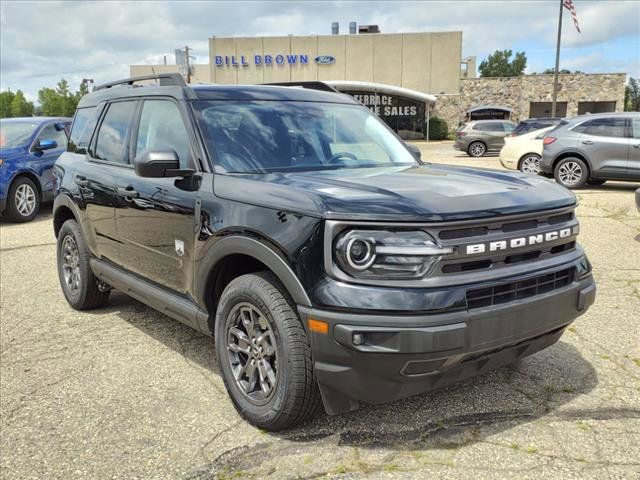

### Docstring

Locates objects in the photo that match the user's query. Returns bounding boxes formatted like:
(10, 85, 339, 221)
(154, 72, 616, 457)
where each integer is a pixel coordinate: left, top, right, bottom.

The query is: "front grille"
(466, 267, 575, 309)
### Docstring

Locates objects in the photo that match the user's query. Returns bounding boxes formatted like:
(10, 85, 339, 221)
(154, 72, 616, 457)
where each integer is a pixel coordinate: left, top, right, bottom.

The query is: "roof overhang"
(325, 80, 437, 104)
(467, 105, 513, 113)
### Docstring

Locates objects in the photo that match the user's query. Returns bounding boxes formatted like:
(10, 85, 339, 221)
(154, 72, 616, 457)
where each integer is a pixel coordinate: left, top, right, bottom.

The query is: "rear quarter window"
(69, 107, 98, 154)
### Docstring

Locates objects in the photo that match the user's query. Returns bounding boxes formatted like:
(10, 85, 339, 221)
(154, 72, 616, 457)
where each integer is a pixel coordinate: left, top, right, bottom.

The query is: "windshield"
(194, 101, 418, 173)
(0, 120, 39, 148)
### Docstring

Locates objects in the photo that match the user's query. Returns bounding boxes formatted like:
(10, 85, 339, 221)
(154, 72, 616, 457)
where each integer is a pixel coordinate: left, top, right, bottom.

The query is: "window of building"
(529, 102, 567, 118)
(135, 100, 192, 168)
(573, 117, 626, 138)
(93, 101, 137, 164)
(577, 101, 616, 115)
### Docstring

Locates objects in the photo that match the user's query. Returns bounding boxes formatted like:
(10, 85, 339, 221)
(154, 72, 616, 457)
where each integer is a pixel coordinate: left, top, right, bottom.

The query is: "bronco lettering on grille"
(465, 227, 575, 255)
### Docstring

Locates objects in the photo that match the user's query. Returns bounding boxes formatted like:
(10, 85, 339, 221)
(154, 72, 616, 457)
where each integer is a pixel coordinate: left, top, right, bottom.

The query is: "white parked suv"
(499, 126, 553, 174)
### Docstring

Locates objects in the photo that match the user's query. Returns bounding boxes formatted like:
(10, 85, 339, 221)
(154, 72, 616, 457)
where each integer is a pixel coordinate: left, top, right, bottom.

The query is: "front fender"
(195, 235, 312, 309)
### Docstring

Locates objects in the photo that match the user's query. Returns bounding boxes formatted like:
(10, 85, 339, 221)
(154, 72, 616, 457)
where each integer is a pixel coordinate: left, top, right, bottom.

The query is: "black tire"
(56, 219, 110, 310)
(518, 153, 541, 174)
(587, 179, 607, 186)
(467, 141, 486, 157)
(554, 157, 589, 189)
(215, 272, 321, 431)
(4, 176, 40, 222)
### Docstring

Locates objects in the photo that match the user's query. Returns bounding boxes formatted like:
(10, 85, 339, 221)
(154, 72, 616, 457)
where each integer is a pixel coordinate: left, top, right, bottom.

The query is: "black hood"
(214, 164, 576, 221)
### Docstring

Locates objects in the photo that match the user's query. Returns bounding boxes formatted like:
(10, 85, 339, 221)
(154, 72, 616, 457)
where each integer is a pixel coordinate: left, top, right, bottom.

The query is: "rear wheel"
(56, 219, 110, 310)
(215, 272, 320, 431)
(467, 141, 486, 157)
(519, 154, 541, 174)
(554, 157, 589, 189)
(5, 177, 40, 222)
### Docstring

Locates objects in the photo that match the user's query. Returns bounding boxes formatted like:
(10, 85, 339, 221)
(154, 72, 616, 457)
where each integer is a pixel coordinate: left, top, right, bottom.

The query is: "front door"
(573, 116, 629, 178)
(111, 98, 200, 294)
(29, 121, 69, 197)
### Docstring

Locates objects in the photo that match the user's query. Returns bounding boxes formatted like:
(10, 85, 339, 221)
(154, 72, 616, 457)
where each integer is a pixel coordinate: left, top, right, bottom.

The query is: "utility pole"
(551, 0, 564, 117)
(184, 45, 192, 84)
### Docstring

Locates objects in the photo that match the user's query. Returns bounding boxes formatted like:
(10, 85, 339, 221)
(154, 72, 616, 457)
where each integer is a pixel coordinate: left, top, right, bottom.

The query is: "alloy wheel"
(226, 302, 279, 405)
(469, 142, 486, 157)
(61, 235, 81, 292)
(15, 183, 36, 217)
(520, 155, 541, 174)
(558, 161, 583, 186)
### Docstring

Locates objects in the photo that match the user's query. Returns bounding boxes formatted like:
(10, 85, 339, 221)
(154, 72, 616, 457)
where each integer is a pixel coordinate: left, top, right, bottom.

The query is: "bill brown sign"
(215, 54, 335, 66)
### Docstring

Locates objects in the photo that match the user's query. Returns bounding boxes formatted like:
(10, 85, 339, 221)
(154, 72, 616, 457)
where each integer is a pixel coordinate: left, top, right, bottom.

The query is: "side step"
(90, 258, 211, 335)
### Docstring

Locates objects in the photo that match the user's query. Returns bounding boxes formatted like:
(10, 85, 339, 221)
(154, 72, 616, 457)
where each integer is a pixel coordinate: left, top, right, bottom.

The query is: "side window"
(632, 118, 640, 139)
(93, 101, 137, 164)
(69, 107, 97, 154)
(473, 123, 490, 131)
(135, 100, 191, 168)
(502, 123, 515, 133)
(35, 123, 67, 149)
(574, 118, 626, 138)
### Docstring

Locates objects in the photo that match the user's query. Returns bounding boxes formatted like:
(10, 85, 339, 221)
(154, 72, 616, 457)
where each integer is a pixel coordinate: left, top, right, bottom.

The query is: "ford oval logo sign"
(315, 55, 335, 65)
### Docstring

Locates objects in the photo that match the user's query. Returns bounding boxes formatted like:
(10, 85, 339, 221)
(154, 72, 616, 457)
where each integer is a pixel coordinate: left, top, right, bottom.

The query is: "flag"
(563, 0, 581, 33)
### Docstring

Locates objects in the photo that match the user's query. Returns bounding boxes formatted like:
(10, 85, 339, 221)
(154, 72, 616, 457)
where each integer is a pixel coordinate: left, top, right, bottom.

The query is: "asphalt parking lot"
(1, 141, 639, 479)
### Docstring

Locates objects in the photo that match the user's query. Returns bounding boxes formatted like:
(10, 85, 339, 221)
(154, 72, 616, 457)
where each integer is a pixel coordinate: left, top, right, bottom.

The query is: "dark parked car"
(53, 74, 595, 430)
(454, 120, 517, 157)
(0, 117, 70, 221)
(540, 112, 640, 188)
(511, 117, 562, 137)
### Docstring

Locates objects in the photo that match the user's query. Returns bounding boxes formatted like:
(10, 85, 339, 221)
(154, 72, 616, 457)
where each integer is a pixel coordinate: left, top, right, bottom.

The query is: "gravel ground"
(1, 141, 639, 479)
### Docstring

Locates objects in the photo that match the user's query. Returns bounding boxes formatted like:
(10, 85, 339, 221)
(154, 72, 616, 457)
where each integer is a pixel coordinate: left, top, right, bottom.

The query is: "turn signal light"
(543, 137, 557, 145)
(308, 319, 329, 334)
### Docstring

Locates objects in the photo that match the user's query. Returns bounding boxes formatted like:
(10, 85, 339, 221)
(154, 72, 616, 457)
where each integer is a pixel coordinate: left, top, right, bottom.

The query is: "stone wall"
(431, 94, 462, 133)
(458, 73, 626, 125)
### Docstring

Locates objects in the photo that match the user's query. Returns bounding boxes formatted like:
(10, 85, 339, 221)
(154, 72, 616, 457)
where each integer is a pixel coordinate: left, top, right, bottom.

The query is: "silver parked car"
(540, 112, 640, 189)
(454, 120, 516, 157)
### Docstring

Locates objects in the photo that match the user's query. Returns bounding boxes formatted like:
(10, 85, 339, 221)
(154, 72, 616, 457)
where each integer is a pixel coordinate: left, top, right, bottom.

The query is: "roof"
(467, 105, 513, 113)
(79, 82, 358, 108)
(326, 80, 437, 103)
(0, 116, 71, 123)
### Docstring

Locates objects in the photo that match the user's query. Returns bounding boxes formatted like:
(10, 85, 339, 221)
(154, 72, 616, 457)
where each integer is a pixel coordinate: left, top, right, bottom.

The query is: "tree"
(542, 68, 582, 74)
(10, 90, 34, 117)
(38, 79, 87, 117)
(479, 50, 527, 77)
(0, 90, 15, 118)
(625, 77, 640, 112)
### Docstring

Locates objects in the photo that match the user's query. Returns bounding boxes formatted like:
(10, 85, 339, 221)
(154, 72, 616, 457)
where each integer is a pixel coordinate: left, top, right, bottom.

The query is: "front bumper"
(299, 267, 595, 415)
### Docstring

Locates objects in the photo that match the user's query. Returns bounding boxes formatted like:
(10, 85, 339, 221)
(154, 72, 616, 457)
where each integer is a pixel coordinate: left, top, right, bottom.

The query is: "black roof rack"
(262, 81, 339, 93)
(94, 73, 187, 91)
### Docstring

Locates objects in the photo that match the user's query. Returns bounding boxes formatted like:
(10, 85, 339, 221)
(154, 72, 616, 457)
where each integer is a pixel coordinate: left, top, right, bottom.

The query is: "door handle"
(74, 175, 89, 187)
(633, 144, 640, 149)
(117, 186, 139, 198)
(581, 140, 594, 145)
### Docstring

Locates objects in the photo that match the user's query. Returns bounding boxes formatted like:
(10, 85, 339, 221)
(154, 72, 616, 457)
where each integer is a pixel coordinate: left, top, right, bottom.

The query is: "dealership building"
(131, 29, 626, 139)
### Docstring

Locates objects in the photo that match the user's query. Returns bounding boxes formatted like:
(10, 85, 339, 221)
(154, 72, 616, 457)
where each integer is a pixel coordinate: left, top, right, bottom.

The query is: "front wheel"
(215, 272, 321, 431)
(5, 177, 40, 222)
(467, 141, 486, 157)
(519, 154, 541, 174)
(554, 157, 589, 189)
(56, 219, 110, 310)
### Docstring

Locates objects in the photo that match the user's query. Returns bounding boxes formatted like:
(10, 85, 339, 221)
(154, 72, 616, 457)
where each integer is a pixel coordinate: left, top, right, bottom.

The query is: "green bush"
(428, 116, 449, 141)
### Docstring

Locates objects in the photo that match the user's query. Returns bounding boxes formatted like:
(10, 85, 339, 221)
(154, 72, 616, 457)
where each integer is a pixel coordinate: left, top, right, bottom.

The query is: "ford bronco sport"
(53, 74, 596, 431)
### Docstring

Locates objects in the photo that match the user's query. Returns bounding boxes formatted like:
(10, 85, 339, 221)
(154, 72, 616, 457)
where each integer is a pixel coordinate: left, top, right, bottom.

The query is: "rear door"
(485, 122, 509, 150)
(83, 100, 139, 260)
(629, 116, 640, 179)
(572, 117, 629, 178)
(110, 97, 200, 294)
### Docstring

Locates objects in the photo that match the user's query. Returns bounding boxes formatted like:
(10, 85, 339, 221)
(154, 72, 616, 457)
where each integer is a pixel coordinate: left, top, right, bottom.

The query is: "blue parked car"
(1, 117, 71, 222)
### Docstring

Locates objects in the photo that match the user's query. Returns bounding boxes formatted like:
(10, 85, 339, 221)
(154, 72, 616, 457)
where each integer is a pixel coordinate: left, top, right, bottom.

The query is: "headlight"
(334, 229, 453, 279)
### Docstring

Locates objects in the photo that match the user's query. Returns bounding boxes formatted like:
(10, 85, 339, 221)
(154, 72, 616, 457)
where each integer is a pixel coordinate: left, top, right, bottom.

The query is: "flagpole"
(551, 0, 564, 117)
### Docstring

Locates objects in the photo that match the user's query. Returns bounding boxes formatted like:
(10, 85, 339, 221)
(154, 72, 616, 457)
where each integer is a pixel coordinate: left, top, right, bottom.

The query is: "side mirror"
(405, 142, 422, 160)
(34, 139, 57, 151)
(134, 149, 193, 178)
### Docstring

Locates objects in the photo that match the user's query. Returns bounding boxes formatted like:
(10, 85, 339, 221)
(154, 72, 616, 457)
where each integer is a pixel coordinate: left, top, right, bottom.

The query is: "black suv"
(511, 117, 562, 136)
(53, 74, 596, 430)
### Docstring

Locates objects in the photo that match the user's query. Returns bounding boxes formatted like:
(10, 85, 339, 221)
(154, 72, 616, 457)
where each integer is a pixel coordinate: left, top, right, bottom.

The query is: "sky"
(1, 0, 639, 102)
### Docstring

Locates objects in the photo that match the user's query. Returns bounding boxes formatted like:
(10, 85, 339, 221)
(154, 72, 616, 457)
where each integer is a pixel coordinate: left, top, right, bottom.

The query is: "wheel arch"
(552, 151, 592, 176)
(517, 152, 541, 170)
(9, 171, 43, 199)
(52, 194, 81, 238)
(467, 140, 487, 155)
(196, 236, 312, 332)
